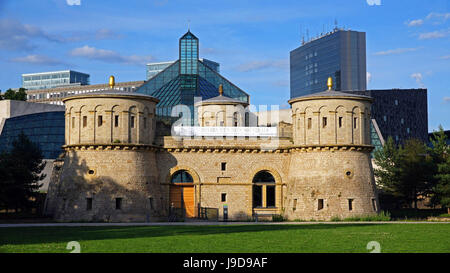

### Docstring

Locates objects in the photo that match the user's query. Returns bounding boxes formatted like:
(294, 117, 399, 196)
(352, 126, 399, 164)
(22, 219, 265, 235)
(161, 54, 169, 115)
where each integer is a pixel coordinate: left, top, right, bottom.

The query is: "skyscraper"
(290, 29, 366, 98)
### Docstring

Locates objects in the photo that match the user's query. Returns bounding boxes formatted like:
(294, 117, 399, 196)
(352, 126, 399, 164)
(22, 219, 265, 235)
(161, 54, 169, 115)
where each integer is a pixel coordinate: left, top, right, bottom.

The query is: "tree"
(430, 125, 450, 213)
(374, 137, 434, 209)
(2, 88, 27, 101)
(397, 139, 435, 209)
(0, 132, 46, 212)
(374, 137, 401, 196)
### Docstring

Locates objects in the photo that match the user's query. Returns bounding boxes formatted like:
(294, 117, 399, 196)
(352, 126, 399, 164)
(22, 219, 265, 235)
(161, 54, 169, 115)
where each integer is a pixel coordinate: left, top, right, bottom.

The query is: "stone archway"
(167, 167, 200, 218)
(248, 168, 283, 217)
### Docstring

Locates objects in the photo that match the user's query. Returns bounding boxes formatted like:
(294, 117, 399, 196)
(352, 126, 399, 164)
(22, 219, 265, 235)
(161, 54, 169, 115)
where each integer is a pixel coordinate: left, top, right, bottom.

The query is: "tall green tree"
(374, 136, 402, 199)
(397, 139, 435, 209)
(374, 137, 435, 208)
(0, 132, 46, 212)
(2, 88, 27, 101)
(430, 125, 450, 213)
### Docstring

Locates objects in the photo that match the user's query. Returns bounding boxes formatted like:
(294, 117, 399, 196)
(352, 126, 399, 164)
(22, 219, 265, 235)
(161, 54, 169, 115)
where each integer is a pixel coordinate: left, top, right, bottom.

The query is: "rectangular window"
(354, 117, 358, 129)
(130, 116, 135, 128)
(253, 185, 262, 208)
(307, 118, 312, 129)
(221, 162, 226, 171)
(98, 115, 103, 127)
(293, 199, 297, 211)
(144, 117, 147, 129)
(338, 117, 343, 128)
(372, 199, 377, 211)
(318, 199, 324, 210)
(348, 199, 353, 211)
(266, 186, 275, 207)
(86, 198, 92, 211)
(322, 117, 327, 128)
(149, 197, 154, 210)
(72, 117, 75, 128)
(116, 198, 122, 210)
(115, 115, 119, 127)
(221, 193, 226, 202)
(83, 116, 87, 128)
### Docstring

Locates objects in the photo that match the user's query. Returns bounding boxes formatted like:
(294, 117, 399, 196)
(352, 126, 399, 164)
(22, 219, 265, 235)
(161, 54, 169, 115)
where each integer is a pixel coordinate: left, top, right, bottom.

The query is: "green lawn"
(0, 224, 449, 253)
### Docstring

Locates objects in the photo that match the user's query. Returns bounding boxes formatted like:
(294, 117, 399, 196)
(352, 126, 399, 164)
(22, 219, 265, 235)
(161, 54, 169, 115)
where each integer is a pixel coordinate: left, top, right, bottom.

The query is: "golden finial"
(327, 77, 333, 91)
(218, 84, 223, 96)
(109, 75, 115, 89)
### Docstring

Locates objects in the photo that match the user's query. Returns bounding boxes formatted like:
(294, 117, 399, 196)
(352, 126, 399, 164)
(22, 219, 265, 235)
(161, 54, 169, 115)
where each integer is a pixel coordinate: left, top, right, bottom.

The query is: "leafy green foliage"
(1, 88, 27, 101)
(0, 132, 46, 211)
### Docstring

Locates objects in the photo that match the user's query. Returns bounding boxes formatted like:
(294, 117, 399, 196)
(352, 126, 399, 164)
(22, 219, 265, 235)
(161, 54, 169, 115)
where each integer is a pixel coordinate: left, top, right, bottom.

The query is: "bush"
(272, 214, 286, 222)
(330, 211, 391, 222)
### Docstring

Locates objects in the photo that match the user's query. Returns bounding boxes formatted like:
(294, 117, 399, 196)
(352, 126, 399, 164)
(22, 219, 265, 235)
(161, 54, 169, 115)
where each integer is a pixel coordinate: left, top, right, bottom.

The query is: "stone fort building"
(45, 78, 379, 222)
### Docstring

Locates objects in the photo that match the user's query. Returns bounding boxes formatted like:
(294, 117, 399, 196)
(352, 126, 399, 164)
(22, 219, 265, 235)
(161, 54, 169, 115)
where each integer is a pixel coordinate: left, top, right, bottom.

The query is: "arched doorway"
(252, 171, 276, 208)
(169, 170, 195, 218)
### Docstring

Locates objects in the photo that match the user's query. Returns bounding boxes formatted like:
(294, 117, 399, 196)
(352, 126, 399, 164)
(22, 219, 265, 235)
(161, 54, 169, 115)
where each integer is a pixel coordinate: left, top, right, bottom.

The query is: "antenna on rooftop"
(334, 18, 338, 31)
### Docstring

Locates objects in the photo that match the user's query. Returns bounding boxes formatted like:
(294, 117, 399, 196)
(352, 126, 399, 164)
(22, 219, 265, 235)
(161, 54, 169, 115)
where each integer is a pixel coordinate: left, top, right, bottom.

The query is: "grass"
(331, 211, 392, 222)
(0, 224, 449, 253)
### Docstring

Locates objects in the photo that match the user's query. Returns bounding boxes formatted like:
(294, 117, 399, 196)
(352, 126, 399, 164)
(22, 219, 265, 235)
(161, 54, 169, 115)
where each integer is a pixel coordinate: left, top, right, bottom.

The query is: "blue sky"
(0, 0, 448, 131)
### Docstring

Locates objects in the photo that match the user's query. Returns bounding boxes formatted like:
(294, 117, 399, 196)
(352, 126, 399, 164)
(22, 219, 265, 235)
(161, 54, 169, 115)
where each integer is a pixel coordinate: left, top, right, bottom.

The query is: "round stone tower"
(195, 84, 249, 127)
(285, 78, 379, 220)
(45, 91, 164, 222)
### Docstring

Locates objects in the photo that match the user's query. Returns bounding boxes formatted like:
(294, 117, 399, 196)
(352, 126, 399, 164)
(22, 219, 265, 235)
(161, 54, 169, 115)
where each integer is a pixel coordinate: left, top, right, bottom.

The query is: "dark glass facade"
(345, 89, 428, 145)
(136, 31, 249, 124)
(0, 111, 65, 159)
(290, 30, 366, 98)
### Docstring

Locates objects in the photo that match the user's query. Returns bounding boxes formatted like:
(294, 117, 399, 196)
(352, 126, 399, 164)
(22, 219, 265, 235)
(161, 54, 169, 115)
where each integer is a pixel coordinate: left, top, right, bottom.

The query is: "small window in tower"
(116, 198, 122, 210)
(130, 116, 135, 128)
(86, 198, 92, 211)
(144, 117, 147, 129)
(293, 199, 297, 211)
(149, 197, 154, 210)
(348, 199, 354, 211)
(372, 199, 377, 211)
(354, 117, 358, 129)
(221, 193, 227, 202)
(221, 162, 226, 171)
(83, 116, 87, 128)
(115, 115, 119, 127)
(307, 118, 312, 129)
(322, 117, 327, 128)
(98, 115, 103, 127)
(338, 117, 343, 128)
(72, 117, 75, 128)
(318, 199, 324, 210)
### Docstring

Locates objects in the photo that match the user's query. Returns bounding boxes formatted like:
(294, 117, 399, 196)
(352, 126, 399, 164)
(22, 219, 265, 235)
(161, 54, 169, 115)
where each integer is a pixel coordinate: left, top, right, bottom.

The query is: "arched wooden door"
(169, 170, 195, 218)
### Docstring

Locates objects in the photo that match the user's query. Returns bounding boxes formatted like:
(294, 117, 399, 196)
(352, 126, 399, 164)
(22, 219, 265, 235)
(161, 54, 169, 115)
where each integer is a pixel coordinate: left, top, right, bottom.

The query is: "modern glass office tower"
(137, 31, 248, 124)
(22, 70, 90, 90)
(146, 59, 220, 80)
(290, 29, 366, 98)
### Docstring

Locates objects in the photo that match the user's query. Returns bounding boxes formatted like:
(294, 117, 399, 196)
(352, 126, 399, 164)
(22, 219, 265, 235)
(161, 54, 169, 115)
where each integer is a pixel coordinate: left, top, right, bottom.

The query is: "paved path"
(0, 221, 449, 228)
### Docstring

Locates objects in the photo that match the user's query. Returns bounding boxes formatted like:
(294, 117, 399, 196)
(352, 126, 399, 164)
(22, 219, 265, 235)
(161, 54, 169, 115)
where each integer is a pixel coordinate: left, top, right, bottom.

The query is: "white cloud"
(0, 19, 62, 51)
(443, 97, 450, 103)
(440, 55, 450, 60)
(426, 12, 450, 21)
(418, 29, 450, 40)
(237, 59, 288, 72)
(69, 45, 153, 65)
(10, 55, 65, 66)
(66, 0, 81, 6)
(411, 72, 425, 87)
(406, 19, 424, 27)
(373, 47, 420, 56)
